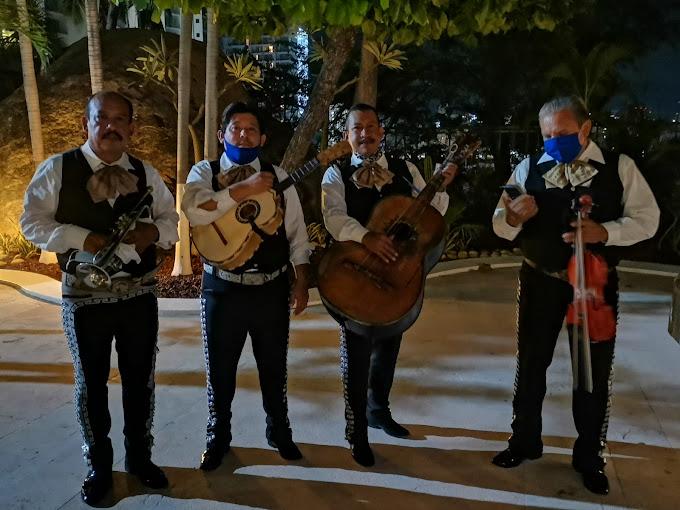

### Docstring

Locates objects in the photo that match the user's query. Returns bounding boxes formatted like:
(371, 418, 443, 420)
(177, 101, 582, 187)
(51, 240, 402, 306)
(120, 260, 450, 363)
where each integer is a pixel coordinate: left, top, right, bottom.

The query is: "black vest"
(55, 148, 157, 276)
(338, 157, 413, 226)
(209, 160, 289, 273)
(518, 151, 624, 272)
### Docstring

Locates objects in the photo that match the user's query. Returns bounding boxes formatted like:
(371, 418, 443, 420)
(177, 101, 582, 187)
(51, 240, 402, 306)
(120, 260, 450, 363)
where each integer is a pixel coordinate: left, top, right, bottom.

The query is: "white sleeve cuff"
(601, 221, 621, 246)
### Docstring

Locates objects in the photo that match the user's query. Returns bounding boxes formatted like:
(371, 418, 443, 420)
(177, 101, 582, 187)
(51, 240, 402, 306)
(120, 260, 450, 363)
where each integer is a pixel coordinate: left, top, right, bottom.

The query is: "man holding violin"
(491, 95, 659, 494)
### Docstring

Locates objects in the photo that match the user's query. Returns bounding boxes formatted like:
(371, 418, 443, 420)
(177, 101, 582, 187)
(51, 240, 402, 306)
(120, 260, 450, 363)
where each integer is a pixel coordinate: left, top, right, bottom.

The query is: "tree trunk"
(17, 0, 44, 165)
(354, 39, 378, 106)
(85, 0, 103, 93)
(203, 8, 219, 160)
(280, 27, 354, 171)
(172, 10, 194, 276)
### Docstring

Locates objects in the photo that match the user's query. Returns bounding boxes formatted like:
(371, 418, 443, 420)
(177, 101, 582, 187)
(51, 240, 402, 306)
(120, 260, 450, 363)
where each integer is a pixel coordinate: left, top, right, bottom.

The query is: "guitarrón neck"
(275, 158, 320, 192)
(415, 173, 445, 208)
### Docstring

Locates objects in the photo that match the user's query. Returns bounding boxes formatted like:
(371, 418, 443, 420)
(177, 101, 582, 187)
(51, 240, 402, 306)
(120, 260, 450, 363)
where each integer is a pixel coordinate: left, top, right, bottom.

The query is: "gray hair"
(538, 96, 590, 125)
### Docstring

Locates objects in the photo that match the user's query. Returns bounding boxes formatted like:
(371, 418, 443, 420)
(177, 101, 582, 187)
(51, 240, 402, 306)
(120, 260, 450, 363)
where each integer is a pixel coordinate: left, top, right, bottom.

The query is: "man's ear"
(259, 133, 267, 146)
(128, 121, 136, 138)
(579, 119, 592, 144)
(217, 130, 225, 144)
(342, 131, 349, 141)
(81, 116, 89, 138)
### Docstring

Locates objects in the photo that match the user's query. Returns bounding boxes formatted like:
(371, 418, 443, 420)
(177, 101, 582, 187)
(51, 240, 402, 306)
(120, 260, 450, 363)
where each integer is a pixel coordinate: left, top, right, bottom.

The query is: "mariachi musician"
(491, 95, 659, 495)
(21, 91, 178, 505)
(182, 102, 311, 470)
(320, 103, 458, 466)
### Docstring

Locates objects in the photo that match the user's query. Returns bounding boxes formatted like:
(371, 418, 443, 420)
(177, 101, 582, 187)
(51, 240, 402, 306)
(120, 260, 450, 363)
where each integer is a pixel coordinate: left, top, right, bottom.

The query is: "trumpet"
(67, 186, 153, 289)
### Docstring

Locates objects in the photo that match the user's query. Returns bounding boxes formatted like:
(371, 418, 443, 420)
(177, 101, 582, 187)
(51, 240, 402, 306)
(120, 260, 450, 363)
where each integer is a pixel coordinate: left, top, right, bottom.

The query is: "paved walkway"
(0, 262, 679, 509)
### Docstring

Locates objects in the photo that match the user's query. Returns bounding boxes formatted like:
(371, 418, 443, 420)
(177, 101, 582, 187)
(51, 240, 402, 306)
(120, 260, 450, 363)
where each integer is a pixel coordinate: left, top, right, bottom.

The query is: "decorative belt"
(204, 263, 287, 286)
(62, 272, 156, 298)
(523, 258, 568, 281)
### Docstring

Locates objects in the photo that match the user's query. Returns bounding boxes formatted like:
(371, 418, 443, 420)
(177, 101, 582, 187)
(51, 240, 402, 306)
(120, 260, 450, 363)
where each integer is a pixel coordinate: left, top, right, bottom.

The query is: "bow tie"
(216, 165, 257, 190)
(351, 161, 394, 190)
(87, 164, 139, 203)
(542, 160, 599, 189)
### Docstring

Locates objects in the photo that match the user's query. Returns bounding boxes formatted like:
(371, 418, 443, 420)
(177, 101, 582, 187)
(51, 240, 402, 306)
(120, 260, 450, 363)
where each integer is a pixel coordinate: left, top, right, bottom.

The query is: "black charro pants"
(62, 292, 159, 470)
(201, 271, 292, 448)
(340, 327, 403, 443)
(508, 262, 617, 471)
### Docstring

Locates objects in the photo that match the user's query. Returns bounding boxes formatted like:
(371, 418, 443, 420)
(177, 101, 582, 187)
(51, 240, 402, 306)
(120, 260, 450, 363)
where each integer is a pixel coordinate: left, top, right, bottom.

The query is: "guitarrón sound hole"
(390, 222, 417, 242)
(236, 200, 260, 223)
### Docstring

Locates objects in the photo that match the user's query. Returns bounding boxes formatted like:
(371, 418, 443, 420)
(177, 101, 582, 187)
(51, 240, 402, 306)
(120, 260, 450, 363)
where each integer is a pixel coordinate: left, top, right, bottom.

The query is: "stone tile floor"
(0, 266, 678, 509)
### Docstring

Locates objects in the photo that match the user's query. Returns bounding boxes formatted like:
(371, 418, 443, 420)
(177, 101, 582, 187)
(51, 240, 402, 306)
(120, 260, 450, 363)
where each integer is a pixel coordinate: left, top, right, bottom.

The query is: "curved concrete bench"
(1, 257, 678, 316)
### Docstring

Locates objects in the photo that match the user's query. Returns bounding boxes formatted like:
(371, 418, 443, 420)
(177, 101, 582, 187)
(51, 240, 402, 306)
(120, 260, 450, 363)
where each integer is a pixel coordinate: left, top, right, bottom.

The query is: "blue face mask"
(543, 133, 582, 163)
(224, 141, 260, 165)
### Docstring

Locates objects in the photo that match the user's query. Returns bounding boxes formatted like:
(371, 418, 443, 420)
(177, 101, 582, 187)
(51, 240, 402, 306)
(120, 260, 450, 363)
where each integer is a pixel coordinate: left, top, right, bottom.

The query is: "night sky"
(620, 44, 680, 119)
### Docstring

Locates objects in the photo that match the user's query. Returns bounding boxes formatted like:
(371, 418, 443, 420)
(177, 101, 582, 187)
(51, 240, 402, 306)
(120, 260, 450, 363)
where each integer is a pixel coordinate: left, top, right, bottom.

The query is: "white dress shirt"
(492, 141, 660, 246)
(321, 154, 450, 243)
(182, 153, 311, 267)
(20, 142, 179, 256)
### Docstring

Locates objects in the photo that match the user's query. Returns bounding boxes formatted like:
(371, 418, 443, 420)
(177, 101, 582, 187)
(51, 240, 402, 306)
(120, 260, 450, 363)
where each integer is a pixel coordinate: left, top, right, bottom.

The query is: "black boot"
(368, 414, 410, 438)
(267, 437, 303, 460)
(573, 459, 609, 495)
(199, 442, 231, 471)
(81, 469, 113, 506)
(125, 457, 169, 489)
(492, 447, 542, 468)
(81, 440, 114, 505)
(349, 438, 375, 467)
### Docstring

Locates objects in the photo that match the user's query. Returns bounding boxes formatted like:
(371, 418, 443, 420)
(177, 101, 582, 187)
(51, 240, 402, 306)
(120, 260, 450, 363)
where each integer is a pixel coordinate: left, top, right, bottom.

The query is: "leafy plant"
(223, 53, 263, 90)
(364, 40, 406, 71)
(443, 223, 485, 258)
(126, 35, 178, 85)
(0, 228, 39, 259)
(307, 222, 330, 248)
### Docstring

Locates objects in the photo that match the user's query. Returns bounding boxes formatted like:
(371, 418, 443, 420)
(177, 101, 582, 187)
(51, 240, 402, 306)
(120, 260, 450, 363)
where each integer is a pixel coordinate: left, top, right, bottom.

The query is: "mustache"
(103, 131, 123, 140)
(358, 138, 376, 144)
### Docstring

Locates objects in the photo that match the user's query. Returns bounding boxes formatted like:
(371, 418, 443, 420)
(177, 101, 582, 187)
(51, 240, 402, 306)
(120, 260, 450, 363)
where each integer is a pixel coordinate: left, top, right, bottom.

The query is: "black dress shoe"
(368, 416, 410, 438)
(350, 440, 375, 467)
(267, 437, 303, 460)
(573, 463, 609, 495)
(199, 444, 230, 471)
(492, 448, 542, 468)
(81, 468, 113, 506)
(126, 459, 169, 489)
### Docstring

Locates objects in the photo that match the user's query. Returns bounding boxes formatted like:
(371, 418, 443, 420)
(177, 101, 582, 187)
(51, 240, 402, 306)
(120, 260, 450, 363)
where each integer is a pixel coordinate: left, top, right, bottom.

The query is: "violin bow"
(571, 195, 594, 393)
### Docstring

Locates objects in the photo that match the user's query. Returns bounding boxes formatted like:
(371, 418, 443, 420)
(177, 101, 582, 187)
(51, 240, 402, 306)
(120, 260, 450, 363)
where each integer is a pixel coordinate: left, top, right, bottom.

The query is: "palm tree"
(171, 9, 194, 276)
(14, 0, 46, 165)
(203, 6, 219, 160)
(546, 42, 633, 113)
(84, 0, 103, 92)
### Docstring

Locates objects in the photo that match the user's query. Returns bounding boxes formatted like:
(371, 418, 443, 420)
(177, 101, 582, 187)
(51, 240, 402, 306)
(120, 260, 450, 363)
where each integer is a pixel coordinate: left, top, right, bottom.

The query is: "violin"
(566, 194, 617, 391)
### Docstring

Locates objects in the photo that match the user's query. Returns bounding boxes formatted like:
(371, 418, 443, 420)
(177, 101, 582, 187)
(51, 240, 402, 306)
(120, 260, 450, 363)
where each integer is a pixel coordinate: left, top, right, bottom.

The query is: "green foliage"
(141, 0, 574, 47)
(364, 40, 406, 70)
(545, 42, 634, 112)
(307, 221, 330, 248)
(126, 35, 178, 86)
(444, 222, 485, 257)
(1, 0, 51, 68)
(0, 228, 39, 259)
(223, 53, 263, 90)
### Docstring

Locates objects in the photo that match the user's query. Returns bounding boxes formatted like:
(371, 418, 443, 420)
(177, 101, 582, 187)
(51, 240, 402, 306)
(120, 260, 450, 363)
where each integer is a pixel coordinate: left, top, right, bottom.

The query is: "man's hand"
(123, 222, 159, 254)
(562, 218, 609, 244)
(503, 193, 538, 227)
(83, 232, 108, 254)
(362, 231, 398, 263)
(290, 264, 309, 315)
(439, 162, 459, 187)
(229, 172, 274, 202)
